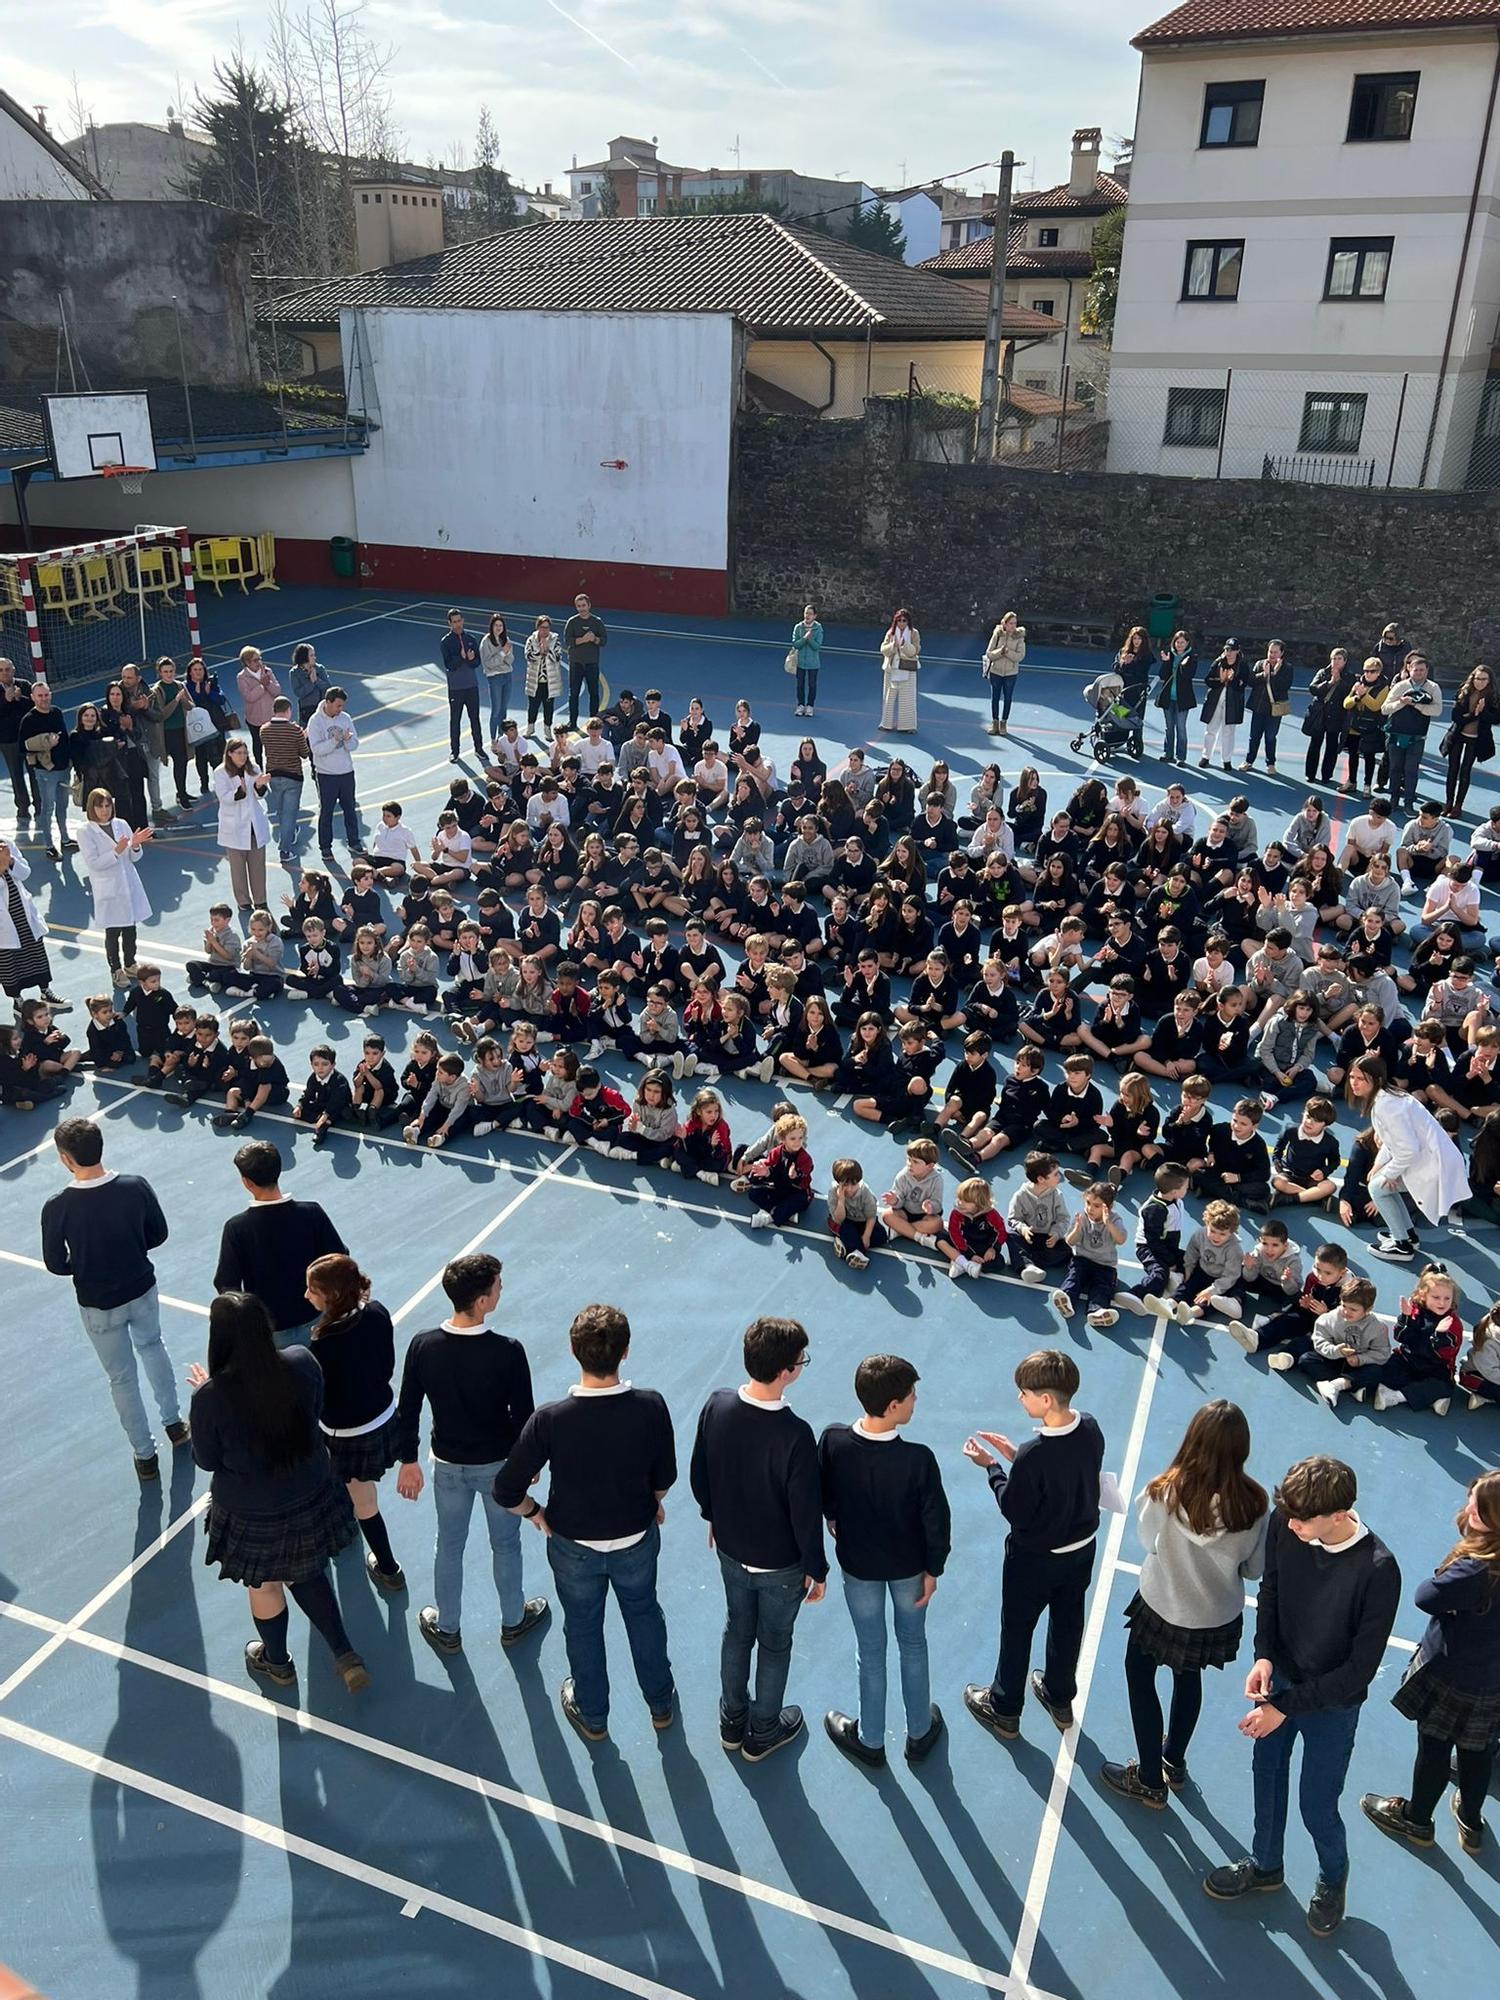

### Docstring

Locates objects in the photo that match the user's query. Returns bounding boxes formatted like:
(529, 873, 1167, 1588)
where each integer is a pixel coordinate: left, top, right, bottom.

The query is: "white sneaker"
(609, 1145, 635, 1161)
(1113, 1292, 1151, 1317)
(750, 1209, 774, 1229)
(1267, 1351, 1298, 1372)
(587, 1138, 612, 1154)
(697, 1169, 719, 1186)
(670, 1051, 686, 1079)
(1374, 1383, 1406, 1411)
(1315, 1376, 1348, 1408)
(402, 1124, 420, 1144)
(1088, 1308, 1119, 1329)
(667, 1160, 682, 1173)
(1207, 1294, 1241, 1319)
(696, 1064, 720, 1081)
(946, 1258, 967, 1282)
(1020, 1264, 1045, 1285)
(846, 1249, 870, 1271)
(681, 1052, 698, 1077)
(472, 1121, 495, 1137)
(1173, 1301, 1198, 1324)
(1432, 1397, 1451, 1417)
(1141, 1293, 1173, 1317)
(1469, 1393, 1487, 1412)
(1050, 1289, 1074, 1318)
(1225, 1320, 1258, 1353)
(585, 1040, 605, 1060)
(757, 1055, 775, 1082)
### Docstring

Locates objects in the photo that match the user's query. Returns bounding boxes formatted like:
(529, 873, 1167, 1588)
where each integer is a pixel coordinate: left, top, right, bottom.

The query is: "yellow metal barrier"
(77, 553, 125, 621)
(34, 561, 84, 624)
(126, 541, 182, 607)
(253, 532, 280, 590)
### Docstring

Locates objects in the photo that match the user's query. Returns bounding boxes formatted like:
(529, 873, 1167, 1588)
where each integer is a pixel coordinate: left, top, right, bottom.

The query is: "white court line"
(1005, 1311, 1170, 1996)
(0, 1078, 154, 1178)
(389, 1142, 581, 1325)
(1109, 1560, 1419, 1654)
(0, 1492, 209, 1706)
(0, 1714, 696, 2000)
(0, 1601, 1059, 2000)
(0, 1246, 206, 1317)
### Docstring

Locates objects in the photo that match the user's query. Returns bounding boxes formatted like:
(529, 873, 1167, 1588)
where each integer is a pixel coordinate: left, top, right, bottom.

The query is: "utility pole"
(976, 149, 1015, 462)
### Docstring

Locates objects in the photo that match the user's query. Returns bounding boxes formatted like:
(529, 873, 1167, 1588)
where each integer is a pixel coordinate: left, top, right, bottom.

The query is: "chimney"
(544, 180, 552, 195)
(34, 105, 49, 131)
(1069, 126, 1101, 198)
(167, 112, 184, 138)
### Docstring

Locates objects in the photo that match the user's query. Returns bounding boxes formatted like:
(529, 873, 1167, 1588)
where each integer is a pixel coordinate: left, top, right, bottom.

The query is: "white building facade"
(1109, 2, 1500, 489)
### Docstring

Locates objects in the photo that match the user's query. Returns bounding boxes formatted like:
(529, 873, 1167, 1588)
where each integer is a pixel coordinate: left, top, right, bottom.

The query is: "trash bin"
(1146, 592, 1178, 643)
(330, 535, 357, 580)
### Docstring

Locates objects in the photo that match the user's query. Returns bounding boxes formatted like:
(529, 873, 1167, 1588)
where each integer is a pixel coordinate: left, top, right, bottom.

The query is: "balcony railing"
(1262, 452, 1376, 488)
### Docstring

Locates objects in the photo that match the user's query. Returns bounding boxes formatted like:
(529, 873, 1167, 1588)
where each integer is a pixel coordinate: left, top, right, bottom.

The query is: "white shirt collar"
(1037, 1412, 1081, 1438)
(738, 1385, 785, 1412)
(853, 1419, 898, 1443)
(1311, 1510, 1369, 1554)
(441, 1317, 492, 1338)
(71, 1170, 118, 1191)
(569, 1381, 632, 1397)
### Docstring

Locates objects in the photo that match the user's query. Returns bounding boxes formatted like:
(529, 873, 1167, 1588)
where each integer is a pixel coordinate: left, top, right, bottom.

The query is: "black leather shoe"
(824, 1710, 885, 1768)
(1203, 1858, 1285, 1900)
(418, 1606, 462, 1653)
(905, 1705, 945, 1765)
(963, 1683, 1019, 1740)
(1031, 1670, 1074, 1732)
(742, 1707, 805, 1762)
(501, 1597, 550, 1646)
(1306, 1875, 1345, 1938)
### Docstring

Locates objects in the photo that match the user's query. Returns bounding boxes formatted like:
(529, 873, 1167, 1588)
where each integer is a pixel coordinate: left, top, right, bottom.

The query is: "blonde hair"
(1120, 1071, 1153, 1115)
(956, 1176, 993, 1209)
(1202, 1200, 1240, 1232)
(1410, 1264, 1458, 1311)
(773, 1112, 807, 1146)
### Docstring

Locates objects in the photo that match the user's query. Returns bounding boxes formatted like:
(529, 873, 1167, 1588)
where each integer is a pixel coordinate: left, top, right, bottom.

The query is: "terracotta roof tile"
(1010, 173, 1131, 216)
(266, 213, 1060, 340)
(920, 235, 1095, 279)
(1135, 0, 1500, 48)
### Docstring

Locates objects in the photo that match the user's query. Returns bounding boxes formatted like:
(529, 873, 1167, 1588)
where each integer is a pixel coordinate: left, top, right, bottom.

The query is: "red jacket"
(549, 983, 593, 1021)
(948, 1207, 1007, 1258)
(569, 1084, 628, 1128)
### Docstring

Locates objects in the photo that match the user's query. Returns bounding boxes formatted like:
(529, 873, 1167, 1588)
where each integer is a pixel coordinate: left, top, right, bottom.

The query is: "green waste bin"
(330, 536, 357, 579)
(1145, 592, 1178, 643)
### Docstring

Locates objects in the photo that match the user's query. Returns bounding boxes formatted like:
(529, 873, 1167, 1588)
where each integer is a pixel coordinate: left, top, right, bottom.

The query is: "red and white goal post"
(0, 524, 202, 689)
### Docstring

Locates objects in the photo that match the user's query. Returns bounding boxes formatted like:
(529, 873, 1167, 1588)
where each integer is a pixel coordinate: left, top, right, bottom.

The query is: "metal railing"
(1262, 452, 1377, 488)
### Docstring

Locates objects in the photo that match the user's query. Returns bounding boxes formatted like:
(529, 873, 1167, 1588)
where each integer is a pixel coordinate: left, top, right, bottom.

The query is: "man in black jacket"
(213, 1141, 345, 1347)
(963, 1348, 1104, 1741)
(41, 1117, 185, 1479)
(1205, 1454, 1399, 1939)
(495, 1302, 676, 1742)
(562, 593, 608, 731)
(690, 1316, 826, 1763)
(819, 1354, 951, 1769)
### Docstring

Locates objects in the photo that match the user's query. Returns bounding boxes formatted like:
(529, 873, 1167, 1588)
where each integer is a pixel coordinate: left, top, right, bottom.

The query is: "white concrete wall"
(1111, 28, 1500, 483)
(346, 308, 735, 569)
(0, 112, 90, 198)
(0, 456, 357, 540)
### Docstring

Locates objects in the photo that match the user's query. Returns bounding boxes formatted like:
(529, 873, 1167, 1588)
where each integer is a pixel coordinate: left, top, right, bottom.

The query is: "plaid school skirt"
(1393, 1657, 1500, 1752)
(323, 1411, 402, 1486)
(204, 1473, 357, 1587)
(1125, 1591, 1243, 1672)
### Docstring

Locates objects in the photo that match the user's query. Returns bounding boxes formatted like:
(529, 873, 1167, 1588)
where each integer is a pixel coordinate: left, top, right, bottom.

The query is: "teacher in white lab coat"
(78, 787, 153, 987)
(1346, 1053, 1470, 1262)
(213, 738, 271, 913)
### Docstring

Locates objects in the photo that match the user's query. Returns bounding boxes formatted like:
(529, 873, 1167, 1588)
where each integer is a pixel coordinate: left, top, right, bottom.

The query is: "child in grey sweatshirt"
(1301, 1278, 1392, 1406)
(1177, 1203, 1245, 1322)
(1007, 1155, 1070, 1276)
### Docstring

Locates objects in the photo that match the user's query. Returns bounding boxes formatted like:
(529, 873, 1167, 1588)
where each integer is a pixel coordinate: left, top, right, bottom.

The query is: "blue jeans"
(1252, 1688, 1361, 1886)
(79, 1286, 179, 1459)
(842, 1572, 931, 1745)
(273, 1320, 314, 1352)
(1161, 708, 1189, 760)
(1245, 712, 1281, 764)
(315, 770, 360, 852)
(1370, 1178, 1417, 1242)
(796, 665, 819, 709)
(546, 1523, 674, 1731)
(267, 774, 302, 858)
(1385, 736, 1423, 814)
(485, 675, 511, 739)
(717, 1552, 807, 1738)
(989, 675, 1016, 723)
(34, 766, 68, 845)
(432, 1457, 524, 1634)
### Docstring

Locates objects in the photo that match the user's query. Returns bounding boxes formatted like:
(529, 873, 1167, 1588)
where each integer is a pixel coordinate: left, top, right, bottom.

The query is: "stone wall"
(0, 200, 260, 388)
(732, 398, 1500, 663)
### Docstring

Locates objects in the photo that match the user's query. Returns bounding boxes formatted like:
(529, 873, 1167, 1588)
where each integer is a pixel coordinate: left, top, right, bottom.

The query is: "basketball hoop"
(99, 464, 148, 496)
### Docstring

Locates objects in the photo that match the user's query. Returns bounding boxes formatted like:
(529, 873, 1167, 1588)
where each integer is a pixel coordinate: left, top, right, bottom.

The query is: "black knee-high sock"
(289, 1571, 353, 1658)
(253, 1607, 291, 1665)
(357, 1509, 399, 1576)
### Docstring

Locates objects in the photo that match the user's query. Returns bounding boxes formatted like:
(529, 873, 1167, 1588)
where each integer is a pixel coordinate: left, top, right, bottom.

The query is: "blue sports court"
(1, 585, 1497, 1999)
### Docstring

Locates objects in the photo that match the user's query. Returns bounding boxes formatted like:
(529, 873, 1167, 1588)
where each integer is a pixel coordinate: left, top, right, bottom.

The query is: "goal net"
(0, 525, 203, 690)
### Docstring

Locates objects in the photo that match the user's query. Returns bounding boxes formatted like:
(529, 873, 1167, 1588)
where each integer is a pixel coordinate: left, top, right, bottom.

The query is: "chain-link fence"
(899, 357, 1112, 470)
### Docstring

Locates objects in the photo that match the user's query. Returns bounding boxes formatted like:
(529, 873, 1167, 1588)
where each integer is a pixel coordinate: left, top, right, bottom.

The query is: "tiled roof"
(920, 232, 1095, 279)
(1008, 173, 1131, 218)
(264, 214, 1060, 339)
(0, 86, 108, 198)
(0, 382, 360, 459)
(1135, 0, 1500, 46)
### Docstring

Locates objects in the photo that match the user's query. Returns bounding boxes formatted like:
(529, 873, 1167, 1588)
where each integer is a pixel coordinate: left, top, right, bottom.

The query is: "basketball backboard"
(41, 391, 158, 481)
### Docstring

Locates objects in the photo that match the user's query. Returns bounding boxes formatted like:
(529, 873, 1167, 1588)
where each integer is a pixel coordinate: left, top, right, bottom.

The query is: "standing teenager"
(791, 603, 823, 718)
(982, 611, 1026, 736)
(819, 1353, 951, 1767)
(394, 1253, 548, 1656)
(1361, 1470, 1500, 1856)
(439, 608, 485, 761)
(213, 1141, 347, 1348)
(963, 1348, 1104, 1741)
(495, 1303, 677, 1742)
(305, 1254, 405, 1593)
(691, 1315, 827, 1762)
(563, 593, 608, 731)
(1204, 1454, 1400, 1938)
(41, 1117, 184, 1480)
(189, 1290, 370, 1693)
(1100, 1401, 1268, 1808)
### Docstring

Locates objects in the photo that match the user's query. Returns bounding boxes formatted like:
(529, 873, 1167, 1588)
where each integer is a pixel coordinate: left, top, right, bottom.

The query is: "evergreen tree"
(1084, 205, 1125, 340)
(597, 169, 621, 217)
(664, 188, 788, 220)
(187, 59, 305, 246)
(846, 200, 907, 261)
(470, 105, 522, 234)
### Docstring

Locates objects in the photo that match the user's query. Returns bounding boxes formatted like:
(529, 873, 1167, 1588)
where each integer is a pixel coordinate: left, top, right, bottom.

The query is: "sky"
(13, 0, 1144, 199)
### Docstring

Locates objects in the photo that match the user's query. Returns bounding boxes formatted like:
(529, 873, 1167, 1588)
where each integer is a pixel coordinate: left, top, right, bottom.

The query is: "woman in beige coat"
(879, 608, 921, 733)
(983, 611, 1026, 736)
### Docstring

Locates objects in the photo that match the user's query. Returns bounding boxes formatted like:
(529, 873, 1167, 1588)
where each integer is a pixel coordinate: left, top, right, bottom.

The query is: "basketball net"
(99, 463, 147, 496)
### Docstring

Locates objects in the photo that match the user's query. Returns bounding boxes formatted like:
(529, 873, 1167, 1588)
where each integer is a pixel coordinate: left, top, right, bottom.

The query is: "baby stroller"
(1072, 670, 1146, 760)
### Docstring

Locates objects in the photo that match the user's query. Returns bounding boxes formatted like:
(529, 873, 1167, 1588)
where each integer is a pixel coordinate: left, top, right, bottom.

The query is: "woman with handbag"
(982, 610, 1026, 736)
(790, 604, 823, 719)
(1340, 657, 1392, 796)
(184, 657, 231, 795)
(1360, 1470, 1500, 1856)
(1443, 664, 1500, 816)
(78, 786, 153, 986)
(1154, 630, 1197, 763)
(213, 737, 272, 913)
(70, 702, 125, 810)
(879, 608, 921, 734)
(1302, 648, 1351, 785)
(101, 681, 152, 832)
(149, 656, 195, 811)
(1242, 640, 1293, 774)
(1198, 639, 1248, 771)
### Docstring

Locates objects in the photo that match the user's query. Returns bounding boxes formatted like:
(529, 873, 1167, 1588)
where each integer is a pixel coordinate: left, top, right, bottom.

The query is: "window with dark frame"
(1182, 239, 1244, 301)
(1201, 80, 1264, 147)
(1031, 297, 1056, 317)
(1348, 72, 1418, 141)
(1037, 226, 1059, 246)
(1163, 386, 1226, 448)
(1299, 391, 1368, 453)
(1325, 236, 1393, 300)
